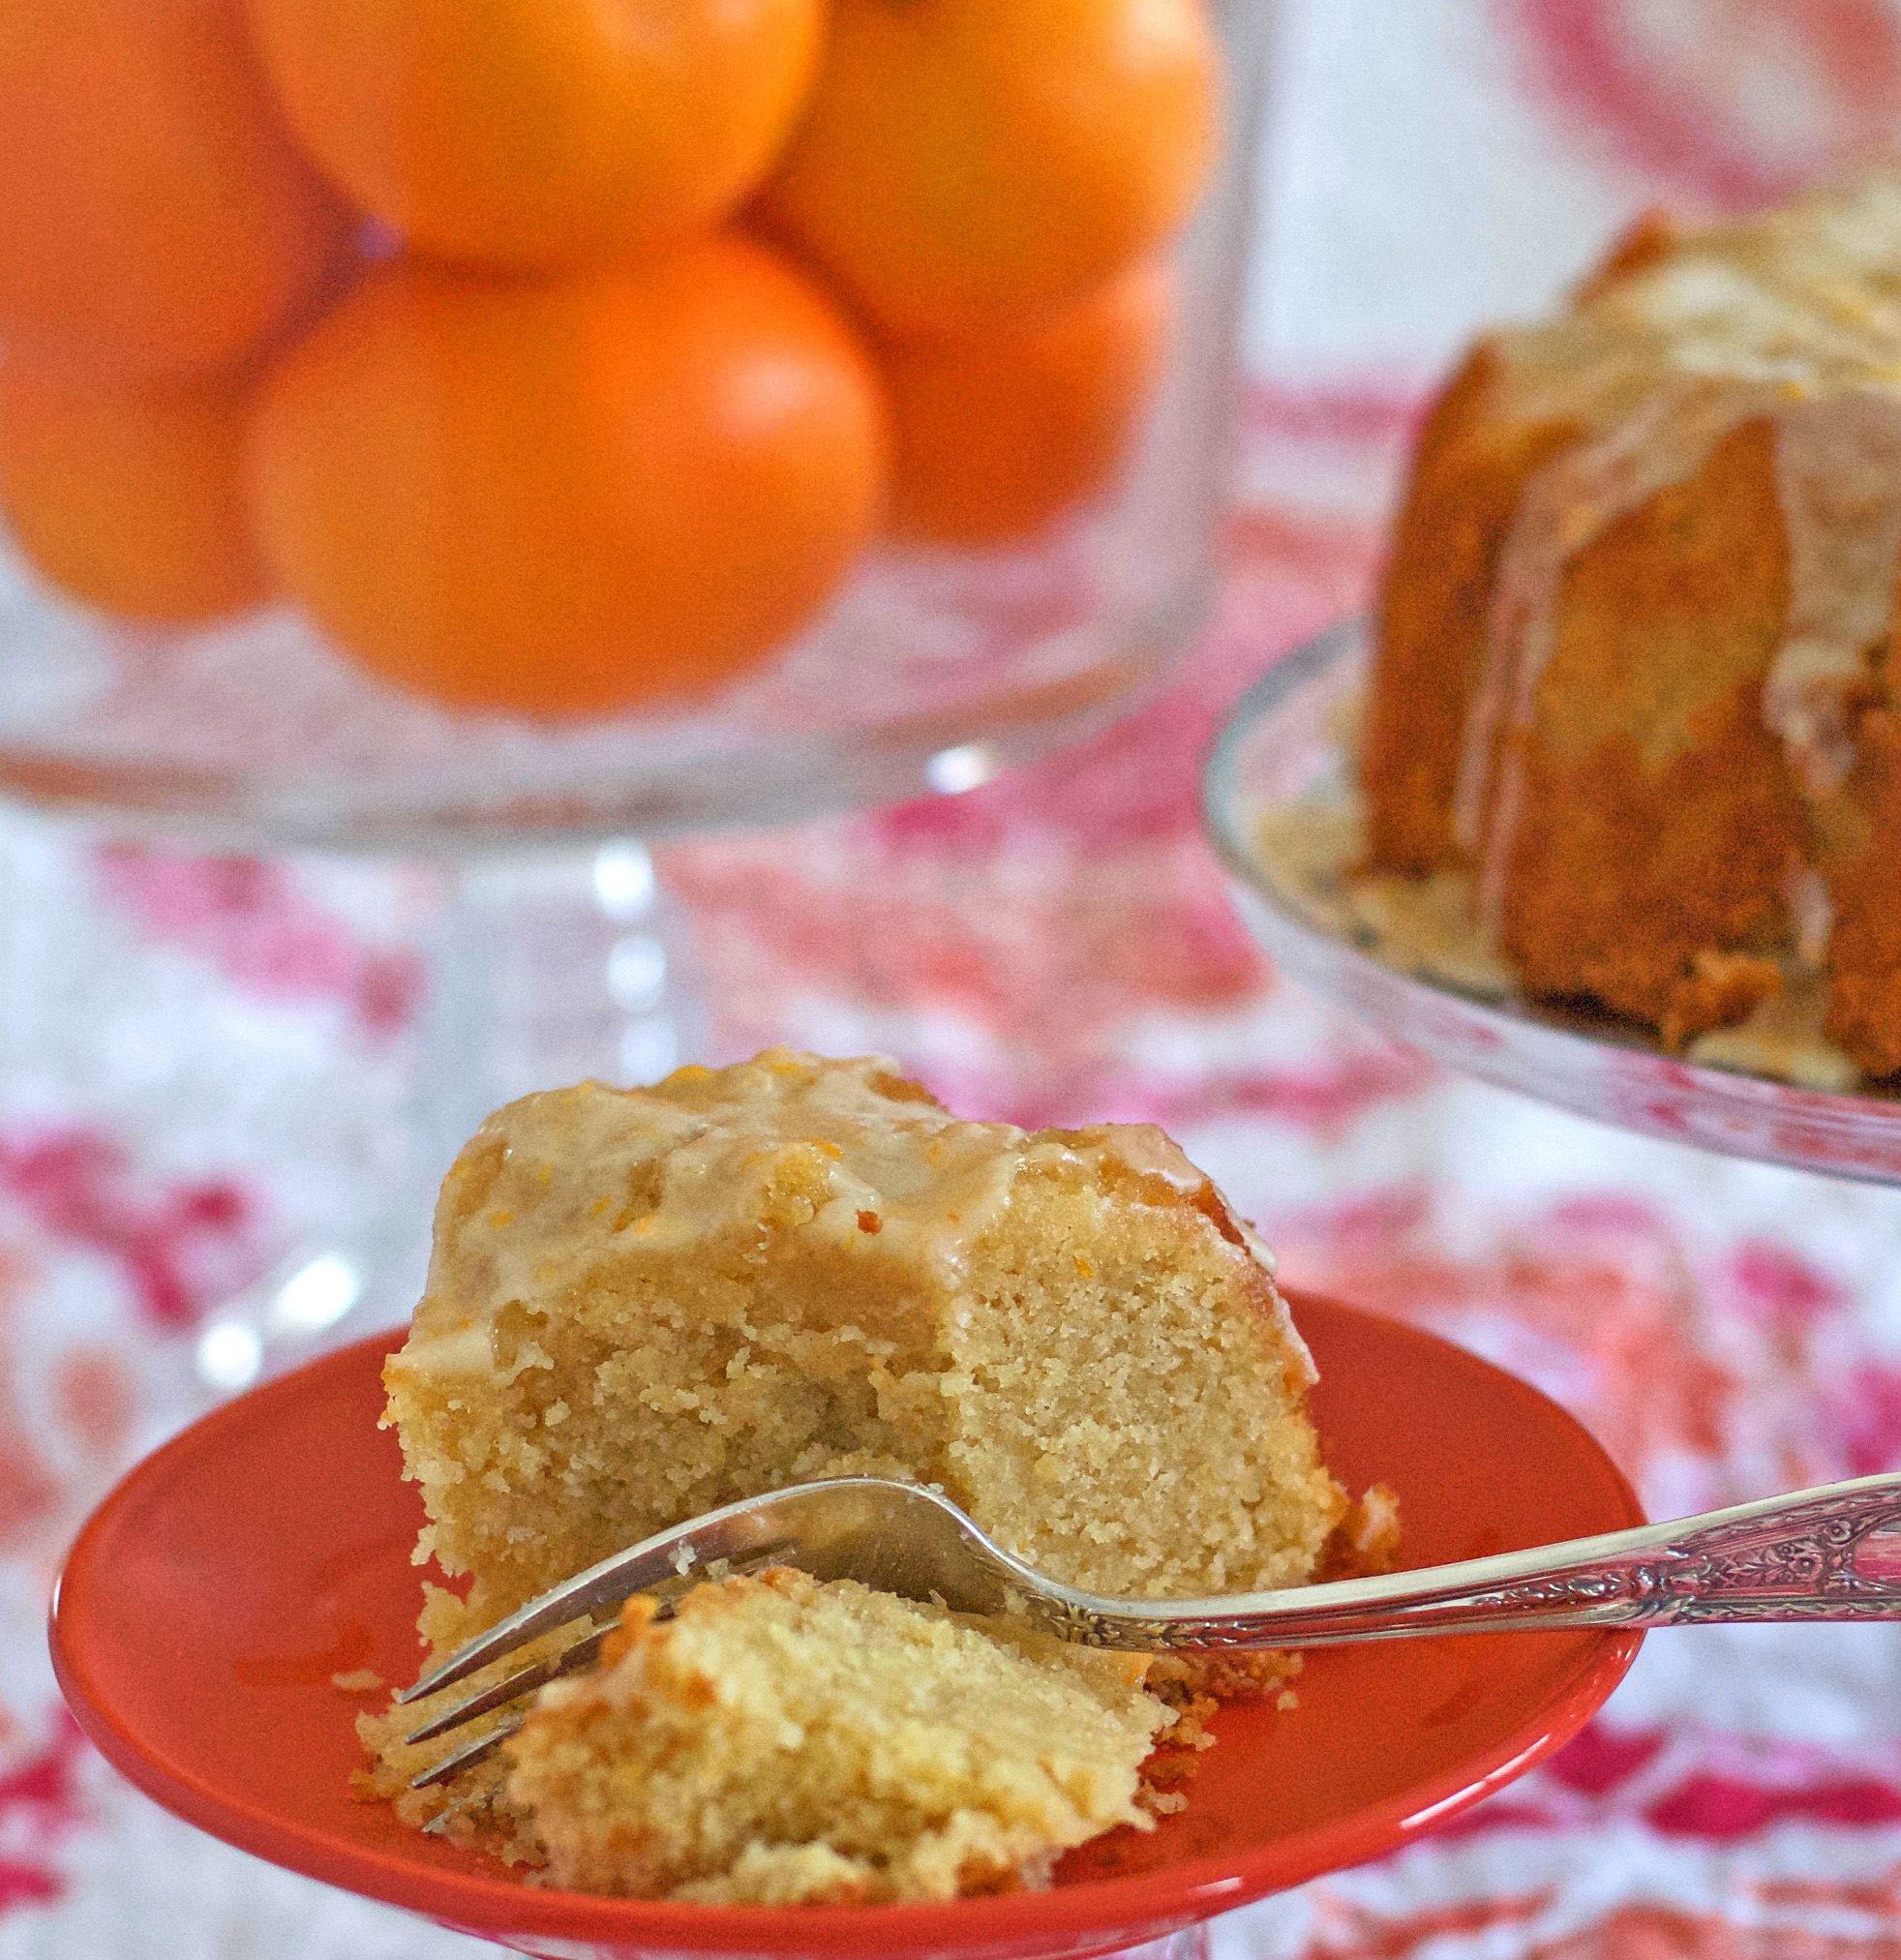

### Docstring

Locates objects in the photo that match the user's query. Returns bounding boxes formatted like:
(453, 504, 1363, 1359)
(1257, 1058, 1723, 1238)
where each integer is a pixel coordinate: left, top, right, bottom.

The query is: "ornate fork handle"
(1051, 1472, 1901, 1652)
(406, 1471, 1901, 1747)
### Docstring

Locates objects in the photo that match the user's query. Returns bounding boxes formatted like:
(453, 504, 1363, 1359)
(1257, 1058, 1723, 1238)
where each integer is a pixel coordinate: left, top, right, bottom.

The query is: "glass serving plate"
(1202, 618, 1901, 1186)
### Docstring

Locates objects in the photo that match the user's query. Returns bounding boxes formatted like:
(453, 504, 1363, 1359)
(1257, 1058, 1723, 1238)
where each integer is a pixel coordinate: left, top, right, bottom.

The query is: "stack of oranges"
(0, 0, 1218, 716)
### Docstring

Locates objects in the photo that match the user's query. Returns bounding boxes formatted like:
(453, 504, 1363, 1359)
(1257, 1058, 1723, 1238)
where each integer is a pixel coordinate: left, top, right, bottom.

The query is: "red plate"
(49, 1295, 1642, 1960)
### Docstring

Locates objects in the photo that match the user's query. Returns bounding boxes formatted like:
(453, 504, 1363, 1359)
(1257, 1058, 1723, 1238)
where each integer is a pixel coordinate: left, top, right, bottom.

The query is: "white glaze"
(1448, 167, 1901, 938)
(389, 1051, 1300, 1387)
(1765, 395, 1901, 798)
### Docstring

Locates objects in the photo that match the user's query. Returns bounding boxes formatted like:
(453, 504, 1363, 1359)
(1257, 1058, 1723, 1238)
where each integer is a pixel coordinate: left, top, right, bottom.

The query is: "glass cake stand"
(4, 554, 1211, 1396)
(1202, 618, 1901, 1187)
(0, 0, 1279, 1397)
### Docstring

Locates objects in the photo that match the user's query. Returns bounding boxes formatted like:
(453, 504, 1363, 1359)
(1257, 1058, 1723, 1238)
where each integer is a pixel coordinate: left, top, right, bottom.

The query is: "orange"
(245, 0, 823, 268)
(759, 0, 1218, 337)
(247, 235, 889, 717)
(0, 362, 269, 624)
(0, 0, 349, 378)
(883, 260, 1168, 545)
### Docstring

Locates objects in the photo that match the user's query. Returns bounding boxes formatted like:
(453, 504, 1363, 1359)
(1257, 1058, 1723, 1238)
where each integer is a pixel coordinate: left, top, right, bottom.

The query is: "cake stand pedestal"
(173, 839, 714, 1391)
(0, 541, 1222, 1398)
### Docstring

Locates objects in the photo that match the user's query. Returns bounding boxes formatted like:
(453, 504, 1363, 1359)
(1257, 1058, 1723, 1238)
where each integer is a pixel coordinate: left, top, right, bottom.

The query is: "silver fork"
(398, 1468, 1901, 1793)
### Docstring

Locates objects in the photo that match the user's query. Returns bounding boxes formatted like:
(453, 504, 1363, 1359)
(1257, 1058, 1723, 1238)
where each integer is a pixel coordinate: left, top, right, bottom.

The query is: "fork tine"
(404, 1550, 802, 1790)
(403, 1624, 611, 1745)
(400, 1519, 795, 1705)
(396, 1477, 1038, 1792)
(410, 1716, 523, 1790)
(398, 1547, 702, 1706)
(404, 1556, 775, 1787)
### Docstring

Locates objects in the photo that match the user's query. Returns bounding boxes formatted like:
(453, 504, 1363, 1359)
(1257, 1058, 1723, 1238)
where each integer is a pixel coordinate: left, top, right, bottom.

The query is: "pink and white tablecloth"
(11, 4, 1901, 1953)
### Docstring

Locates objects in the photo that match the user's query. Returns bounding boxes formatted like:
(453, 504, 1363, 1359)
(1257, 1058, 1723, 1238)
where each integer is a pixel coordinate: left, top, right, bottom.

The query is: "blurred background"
(12, 1, 1901, 1954)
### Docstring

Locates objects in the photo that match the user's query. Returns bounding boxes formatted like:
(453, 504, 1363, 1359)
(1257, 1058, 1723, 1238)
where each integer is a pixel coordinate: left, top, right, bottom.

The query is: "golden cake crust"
(1364, 166, 1901, 1076)
(1361, 210, 1692, 877)
(1494, 416, 1805, 1035)
(1364, 344, 1581, 874)
(1820, 705, 1901, 1074)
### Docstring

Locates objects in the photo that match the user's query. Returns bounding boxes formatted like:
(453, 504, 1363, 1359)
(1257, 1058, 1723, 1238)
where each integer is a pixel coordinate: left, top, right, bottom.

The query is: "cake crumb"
(503, 1571, 1173, 1903)
(1252, 797, 1867, 1093)
(1661, 950, 1784, 1051)
(331, 1669, 384, 1693)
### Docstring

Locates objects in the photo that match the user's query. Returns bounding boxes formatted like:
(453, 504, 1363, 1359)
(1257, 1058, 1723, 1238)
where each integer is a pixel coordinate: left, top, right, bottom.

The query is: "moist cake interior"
(503, 1569, 1176, 1905)
(386, 1051, 1348, 1666)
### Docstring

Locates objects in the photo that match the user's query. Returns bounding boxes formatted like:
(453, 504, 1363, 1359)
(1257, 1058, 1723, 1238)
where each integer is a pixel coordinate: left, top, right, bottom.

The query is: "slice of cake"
(386, 1050, 1348, 1655)
(501, 1568, 1175, 1904)
(367, 1049, 1378, 1872)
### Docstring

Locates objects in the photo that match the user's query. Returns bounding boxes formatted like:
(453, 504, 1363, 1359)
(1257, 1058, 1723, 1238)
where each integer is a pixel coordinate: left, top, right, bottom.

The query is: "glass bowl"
(0, 0, 1282, 1388)
(1202, 619, 1901, 1186)
(0, 0, 1273, 853)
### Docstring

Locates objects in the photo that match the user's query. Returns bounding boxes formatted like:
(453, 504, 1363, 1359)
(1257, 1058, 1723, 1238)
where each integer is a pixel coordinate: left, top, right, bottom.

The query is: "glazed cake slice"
(502, 1568, 1175, 1904)
(383, 1048, 1350, 1676)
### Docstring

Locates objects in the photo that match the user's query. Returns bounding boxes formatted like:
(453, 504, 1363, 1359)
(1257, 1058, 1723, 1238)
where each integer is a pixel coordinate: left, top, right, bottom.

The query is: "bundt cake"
(1363, 165, 1901, 1077)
